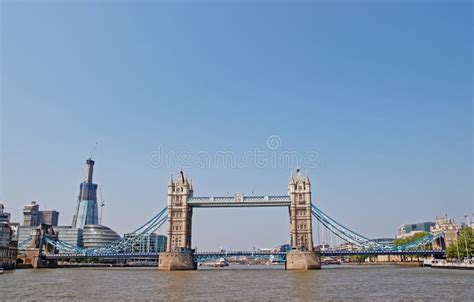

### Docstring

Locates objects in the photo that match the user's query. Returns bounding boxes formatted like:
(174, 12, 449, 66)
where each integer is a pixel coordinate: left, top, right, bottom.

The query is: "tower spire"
(83, 158, 95, 183)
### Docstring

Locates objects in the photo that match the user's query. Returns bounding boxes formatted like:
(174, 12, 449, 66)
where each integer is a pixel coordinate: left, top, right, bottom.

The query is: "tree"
(393, 232, 432, 261)
(394, 232, 430, 248)
(445, 227, 474, 260)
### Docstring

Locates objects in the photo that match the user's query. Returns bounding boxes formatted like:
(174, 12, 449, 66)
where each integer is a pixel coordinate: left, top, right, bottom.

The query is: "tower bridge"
(23, 169, 446, 270)
(159, 169, 318, 270)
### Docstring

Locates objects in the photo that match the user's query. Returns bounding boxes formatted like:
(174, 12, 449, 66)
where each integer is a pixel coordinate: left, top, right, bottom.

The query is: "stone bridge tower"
(286, 169, 320, 270)
(166, 170, 193, 252)
(19, 224, 59, 268)
(288, 169, 313, 251)
(159, 170, 196, 270)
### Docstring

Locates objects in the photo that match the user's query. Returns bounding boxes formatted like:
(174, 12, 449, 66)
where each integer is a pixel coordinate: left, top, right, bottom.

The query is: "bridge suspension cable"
(311, 204, 442, 251)
(43, 206, 168, 254)
(311, 204, 382, 249)
(93, 208, 168, 254)
(17, 236, 33, 251)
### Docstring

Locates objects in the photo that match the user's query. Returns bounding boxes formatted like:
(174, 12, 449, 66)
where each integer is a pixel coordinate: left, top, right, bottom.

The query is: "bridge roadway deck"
(187, 196, 291, 208)
(43, 249, 445, 260)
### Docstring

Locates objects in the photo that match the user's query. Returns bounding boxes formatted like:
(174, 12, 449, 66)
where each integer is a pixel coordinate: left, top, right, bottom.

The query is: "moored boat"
(431, 258, 474, 270)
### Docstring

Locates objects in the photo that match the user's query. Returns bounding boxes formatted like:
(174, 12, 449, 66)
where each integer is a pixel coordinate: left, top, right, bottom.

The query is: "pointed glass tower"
(72, 158, 99, 229)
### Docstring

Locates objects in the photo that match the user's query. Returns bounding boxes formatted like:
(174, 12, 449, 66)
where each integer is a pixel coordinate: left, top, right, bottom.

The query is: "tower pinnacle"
(83, 158, 95, 183)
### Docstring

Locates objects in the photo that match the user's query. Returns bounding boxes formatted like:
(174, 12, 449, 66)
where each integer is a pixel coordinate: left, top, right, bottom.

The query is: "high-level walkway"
(187, 196, 290, 207)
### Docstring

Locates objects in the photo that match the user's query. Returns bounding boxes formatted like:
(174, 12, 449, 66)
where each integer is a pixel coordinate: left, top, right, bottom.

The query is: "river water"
(1, 265, 472, 301)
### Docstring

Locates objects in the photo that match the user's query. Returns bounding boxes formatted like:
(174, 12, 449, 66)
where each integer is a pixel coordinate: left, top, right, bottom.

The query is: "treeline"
(445, 227, 473, 260)
(393, 231, 430, 248)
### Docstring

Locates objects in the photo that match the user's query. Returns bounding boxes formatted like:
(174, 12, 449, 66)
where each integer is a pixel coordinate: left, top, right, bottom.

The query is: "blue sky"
(1, 1, 472, 250)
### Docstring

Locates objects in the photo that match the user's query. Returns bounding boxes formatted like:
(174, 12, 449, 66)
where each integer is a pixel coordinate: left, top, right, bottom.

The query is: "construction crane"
(99, 186, 105, 225)
(89, 142, 98, 159)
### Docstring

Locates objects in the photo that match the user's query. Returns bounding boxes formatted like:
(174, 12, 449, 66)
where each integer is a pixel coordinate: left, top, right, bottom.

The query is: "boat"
(323, 257, 341, 265)
(430, 258, 474, 270)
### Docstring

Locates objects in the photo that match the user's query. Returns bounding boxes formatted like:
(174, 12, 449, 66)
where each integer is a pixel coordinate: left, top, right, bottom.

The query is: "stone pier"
(158, 252, 197, 271)
(286, 251, 321, 270)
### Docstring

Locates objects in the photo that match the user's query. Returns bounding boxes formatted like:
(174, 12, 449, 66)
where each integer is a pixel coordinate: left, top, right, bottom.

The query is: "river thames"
(1, 265, 472, 301)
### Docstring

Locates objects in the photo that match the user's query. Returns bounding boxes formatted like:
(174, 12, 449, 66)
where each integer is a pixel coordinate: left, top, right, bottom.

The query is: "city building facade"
(124, 233, 167, 253)
(82, 224, 121, 249)
(0, 203, 11, 223)
(38, 210, 59, 226)
(22, 201, 59, 226)
(397, 221, 434, 238)
(23, 201, 40, 226)
(55, 226, 84, 251)
(17, 226, 35, 252)
(0, 203, 18, 269)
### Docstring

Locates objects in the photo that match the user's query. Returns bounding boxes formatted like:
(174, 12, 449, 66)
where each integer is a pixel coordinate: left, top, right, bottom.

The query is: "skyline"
(1, 1, 472, 250)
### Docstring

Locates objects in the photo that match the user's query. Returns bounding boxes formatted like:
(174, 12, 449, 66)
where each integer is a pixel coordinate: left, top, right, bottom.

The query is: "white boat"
(431, 258, 474, 270)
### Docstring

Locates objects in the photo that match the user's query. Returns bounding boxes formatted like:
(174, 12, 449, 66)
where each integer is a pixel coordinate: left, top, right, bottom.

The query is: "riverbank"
(340, 261, 422, 267)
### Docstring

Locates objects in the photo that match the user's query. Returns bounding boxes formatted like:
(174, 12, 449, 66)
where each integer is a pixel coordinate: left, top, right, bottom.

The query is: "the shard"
(72, 158, 99, 229)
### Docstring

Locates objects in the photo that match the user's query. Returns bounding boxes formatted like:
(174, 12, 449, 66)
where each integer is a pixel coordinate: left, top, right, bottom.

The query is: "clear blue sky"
(1, 1, 472, 250)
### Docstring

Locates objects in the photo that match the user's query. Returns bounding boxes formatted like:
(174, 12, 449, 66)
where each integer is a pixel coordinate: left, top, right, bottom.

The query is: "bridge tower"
(158, 170, 197, 270)
(166, 170, 193, 252)
(288, 169, 314, 251)
(19, 224, 59, 268)
(286, 169, 320, 269)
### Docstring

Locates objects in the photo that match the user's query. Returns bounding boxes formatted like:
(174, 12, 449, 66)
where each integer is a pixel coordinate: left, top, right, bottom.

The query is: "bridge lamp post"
(456, 241, 461, 262)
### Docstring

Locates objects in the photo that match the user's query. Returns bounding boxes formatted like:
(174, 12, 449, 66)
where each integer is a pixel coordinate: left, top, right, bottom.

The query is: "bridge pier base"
(285, 251, 321, 270)
(158, 252, 197, 271)
(19, 248, 57, 269)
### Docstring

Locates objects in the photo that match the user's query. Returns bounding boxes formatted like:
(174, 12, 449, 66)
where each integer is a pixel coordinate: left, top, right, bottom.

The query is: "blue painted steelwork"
(320, 249, 445, 257)
(43, 249, 445, 261)
(18, 236, 32, 250)
(188, 195, 291, 208)
(311, 204, 444, 251)
(41, 202, 446, 261)
(312, 204, 384, 248)
(194, 251, 287, 262)
(43, 207, 168, 255)
(45, 252, 159, 259)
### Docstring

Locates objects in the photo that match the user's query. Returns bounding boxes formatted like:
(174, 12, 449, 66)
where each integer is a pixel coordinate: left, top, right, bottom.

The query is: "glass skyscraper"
(72, 158, 99, 229)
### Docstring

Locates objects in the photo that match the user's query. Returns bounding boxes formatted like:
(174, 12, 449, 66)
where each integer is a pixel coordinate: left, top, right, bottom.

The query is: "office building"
(0, 203, 17, 269)
(23, 201, 40, 226)
(55, 226, 84, 251)
(17, 226, 35, 251)
(123, 233, 167, 253)
(22, 201, 59, 226)
(397, 222, 435, 238)
(0, 203, 11, 223)
(83, 224, 121, 249)
(38, 210, 59, 226)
